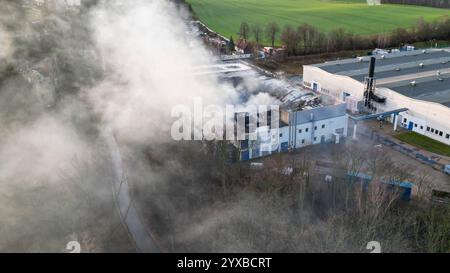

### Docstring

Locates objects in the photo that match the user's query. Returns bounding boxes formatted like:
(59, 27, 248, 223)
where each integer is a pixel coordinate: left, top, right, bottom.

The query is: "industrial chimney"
(364, 57, 376, 108)
(364, 56, 385, 110)
(368, 57, 376, 78)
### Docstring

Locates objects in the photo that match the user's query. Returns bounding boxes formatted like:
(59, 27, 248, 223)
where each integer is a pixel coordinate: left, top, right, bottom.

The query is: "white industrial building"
(198, 60, 349, 161)
(237, 93, 348, 161)
(303, 48, 450, 146)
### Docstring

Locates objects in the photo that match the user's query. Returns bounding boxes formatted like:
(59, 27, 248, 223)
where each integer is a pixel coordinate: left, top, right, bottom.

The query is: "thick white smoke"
(0, 116, 87, 186)
(0, 26, 12, 60)
(87, 0, 239, 144)
(0, 0, 276, 252)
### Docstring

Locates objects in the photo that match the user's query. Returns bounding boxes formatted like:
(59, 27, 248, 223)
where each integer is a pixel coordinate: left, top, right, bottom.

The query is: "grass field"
(395, 132, 450, 157)
(187, 0, 450, 44)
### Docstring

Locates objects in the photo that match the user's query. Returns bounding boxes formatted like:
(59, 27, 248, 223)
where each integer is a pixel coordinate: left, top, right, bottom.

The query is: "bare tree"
(265, 21, 280, 48)
(280, 25, 300, 56)
(251, 24, 263, 47)
(239, 22, 250, 40)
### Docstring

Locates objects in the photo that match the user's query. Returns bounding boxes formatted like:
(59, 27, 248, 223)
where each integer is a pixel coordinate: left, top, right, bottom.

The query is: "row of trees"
(238, 21, 280, 48)
(237, 16, 450, 56)
(381, 0, 450, 8)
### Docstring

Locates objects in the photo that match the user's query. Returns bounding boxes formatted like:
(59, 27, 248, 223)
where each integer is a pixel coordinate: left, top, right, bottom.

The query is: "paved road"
(103, 128, 160, 253)
(355, 122, 450, 191)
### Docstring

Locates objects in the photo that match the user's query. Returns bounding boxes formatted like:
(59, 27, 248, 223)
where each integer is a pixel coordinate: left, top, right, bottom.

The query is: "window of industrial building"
(299, 129, 302, 133)
(435, 130, 439, 135)
(279, 133, 283, 137)
(431, 128, 434, 133)
(446, 134, 450, 139)
(439, 131, 443, 136)
(314, 137, 317, 141)
(302, 139, 305, 144)
(427, 127, 430, 131)
(414, 123, 417, 127)
(314, 126, 317, 130)
(322, 124, 325, 129)
(403, 118, 407, 122)
(420, 126, 423, 130)
(305, 128, 309, 132)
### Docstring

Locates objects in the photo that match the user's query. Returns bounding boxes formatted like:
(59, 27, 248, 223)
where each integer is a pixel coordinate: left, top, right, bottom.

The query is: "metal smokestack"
(368, 57, 376, 78)
(364, 57, 377, 109)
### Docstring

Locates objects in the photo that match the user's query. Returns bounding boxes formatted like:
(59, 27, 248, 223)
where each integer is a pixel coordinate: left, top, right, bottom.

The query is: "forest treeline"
(236, 16, 450, 56)
(381, 0, 450, 9)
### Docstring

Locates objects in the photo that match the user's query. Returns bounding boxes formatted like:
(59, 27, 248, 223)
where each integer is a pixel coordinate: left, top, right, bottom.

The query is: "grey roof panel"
(379, 74, 450, 107)
(350, 62, 450, 82)
(315, 50, 450, 74)
(293, 103, 346, 125)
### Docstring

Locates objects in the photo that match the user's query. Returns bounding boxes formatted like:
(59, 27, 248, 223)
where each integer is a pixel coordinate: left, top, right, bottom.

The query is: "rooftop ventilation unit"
(395, 67, 401, 71)
(381, 55, 385, 59)
(438, 78, 444, 81)
(410, 81, 416, 86)
(437, 70, 441, 76)
(419, 63, 424, 68)
(422, 49, 427, 54)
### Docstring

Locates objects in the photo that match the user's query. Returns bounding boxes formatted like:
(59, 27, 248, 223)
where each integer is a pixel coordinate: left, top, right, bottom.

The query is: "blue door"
(241, 150, 249, 161)
(312, 83, 318, 92)
(408, 122, 414, 130)
(281, 142, 288, 152)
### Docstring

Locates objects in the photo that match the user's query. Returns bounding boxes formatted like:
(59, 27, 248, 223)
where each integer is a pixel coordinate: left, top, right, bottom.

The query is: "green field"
(188, 0, 450, 44)
(395, 132, 450, 157)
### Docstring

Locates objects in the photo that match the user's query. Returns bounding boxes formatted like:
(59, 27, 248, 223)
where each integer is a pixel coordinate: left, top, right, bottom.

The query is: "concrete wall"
(303, 65, 365, 101)
(289, 115, 348, 148)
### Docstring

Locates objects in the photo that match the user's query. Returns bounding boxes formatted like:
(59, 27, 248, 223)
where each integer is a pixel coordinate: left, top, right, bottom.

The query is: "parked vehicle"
(444, 165, 450, 175)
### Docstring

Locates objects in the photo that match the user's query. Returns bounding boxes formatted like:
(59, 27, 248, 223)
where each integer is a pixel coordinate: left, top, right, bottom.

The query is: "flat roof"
(379, 73, 450, 107)
(313, 49, 450, 75)
(349, 62, 450, 82)
(310, 48, 450, 108)
(292, 103, 347, 125)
